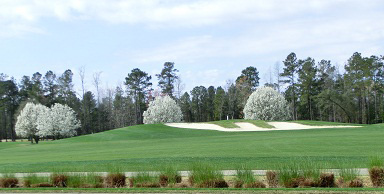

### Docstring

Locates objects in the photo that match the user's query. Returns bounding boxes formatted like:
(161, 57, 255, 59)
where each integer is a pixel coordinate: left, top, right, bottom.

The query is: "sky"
(0, 0, 383, 97)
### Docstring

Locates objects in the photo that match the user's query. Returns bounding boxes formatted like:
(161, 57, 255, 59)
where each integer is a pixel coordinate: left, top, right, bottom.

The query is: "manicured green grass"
(0, 121, 381, 173)
(245, 120, 274, 128)
(292, 120, 364, 126)
(208, 120, 240, 128)
(208, 119, 274, 128)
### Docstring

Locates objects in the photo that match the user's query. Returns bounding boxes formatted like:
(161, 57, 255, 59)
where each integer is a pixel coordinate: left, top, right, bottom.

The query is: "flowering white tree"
(143, 95, 183, 124)
(38, 103, 80, 139)
(243, 87, 291, 121)
(15, 102, 48, 144)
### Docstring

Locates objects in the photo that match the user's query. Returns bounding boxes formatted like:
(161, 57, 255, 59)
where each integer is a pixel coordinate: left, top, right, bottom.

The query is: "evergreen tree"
(179, 92, 192, 122)
(315, 60, 337, 121)
(191, 86, 208, 122)
(43, 70, 58, 107)
(236, 66, 260, 90)
(30, 72, 44, 103)
(280, 52, 300, 120)
(0, 79, 19, 142)
(156, 62, 179, 97)
(125, 68, 152, 124)
(214, 86, 225, 120)
(57, 69, 78, 109)
(207, 86, 216, 121)
(81, 91, 97, 134)
(297, 57, 318, 120)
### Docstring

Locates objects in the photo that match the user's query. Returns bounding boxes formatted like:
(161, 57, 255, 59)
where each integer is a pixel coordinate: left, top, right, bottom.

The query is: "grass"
(23, 174, 50, 186)
(189, 162, 224, 186)
(235, 166, 256, 184)
(0, 121, 381, 173)
(159, 165, 181, 184)
(208, 120, 240, 128)
(66, 173, 102, 188)
(370, 156, 384, 168)
(131, 172, 158, 186)
(208, 119, 274, 128)
(2, 187, 384, 193)
(292, 120, 364, 126)
(339, 168, 359, 182)
(277, 162, 301, 187)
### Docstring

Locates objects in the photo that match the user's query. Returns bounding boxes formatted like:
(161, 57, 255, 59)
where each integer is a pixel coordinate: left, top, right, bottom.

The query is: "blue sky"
(0, 0, 383, 97)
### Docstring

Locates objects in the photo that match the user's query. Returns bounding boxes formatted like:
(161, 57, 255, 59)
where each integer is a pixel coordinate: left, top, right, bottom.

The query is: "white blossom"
(16, 102, 80, 140)
(38, 103, 80, 138)
(143, 95, 183, 124)
(15, 102, 47, 138)
(243, 87, 291, 121)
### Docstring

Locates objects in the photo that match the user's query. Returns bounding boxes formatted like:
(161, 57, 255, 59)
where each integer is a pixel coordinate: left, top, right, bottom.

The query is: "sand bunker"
(166, 122, 360, 132)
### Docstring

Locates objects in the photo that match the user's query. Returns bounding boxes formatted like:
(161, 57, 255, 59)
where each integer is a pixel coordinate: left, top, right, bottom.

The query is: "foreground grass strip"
(2, 188, 384, 193)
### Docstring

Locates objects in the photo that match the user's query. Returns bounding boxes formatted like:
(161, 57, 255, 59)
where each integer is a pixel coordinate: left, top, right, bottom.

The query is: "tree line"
(0, 52, 383, 141)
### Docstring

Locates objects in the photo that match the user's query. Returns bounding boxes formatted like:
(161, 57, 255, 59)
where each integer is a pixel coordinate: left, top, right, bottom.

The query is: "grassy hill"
(0, 121, 382, 173)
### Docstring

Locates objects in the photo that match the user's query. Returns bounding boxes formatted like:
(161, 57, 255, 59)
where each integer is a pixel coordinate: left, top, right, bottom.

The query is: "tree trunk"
(374, 91, 378, 123)
(33, 135, 39, 144)
(358, 95, 362, 124)
(292, 82, 297, 120)
(308, 95, 313, 120)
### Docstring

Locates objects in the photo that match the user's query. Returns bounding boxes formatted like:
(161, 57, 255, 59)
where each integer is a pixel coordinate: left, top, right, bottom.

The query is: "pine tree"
(156, 62, 179, 97)
(125, 68, 152, 124)
(280, 52, 300, 120)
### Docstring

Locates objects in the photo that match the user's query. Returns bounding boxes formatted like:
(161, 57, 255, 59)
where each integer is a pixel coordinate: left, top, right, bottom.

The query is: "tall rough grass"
(277, 162, 301, 188)
(337, 161, 361, 188)
(188, 162, 228, 188)
(234, 166, 265, 188)
(130, 171, 160, 188)
(159, 165, 182, 186)
(67, 173, 103, 188)
(23, 174, 51, 188)
(277, 160, 324, 188)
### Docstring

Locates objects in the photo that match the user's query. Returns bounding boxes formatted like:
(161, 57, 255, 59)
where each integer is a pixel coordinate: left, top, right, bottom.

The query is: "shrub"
(243, 87, 291, 121)
(369, 157, 384, 187)
(159, 175, 168, 187)
(266, 171, 279, 188)
(369, 167, 384, 187)
(105, 173, 126, 188)
(0, 178, 18, 188)
(348, 179, 363, 188)
(143, 95, 183, 124)
(52, 174, 68, 187)
(318, 173, 335, 188)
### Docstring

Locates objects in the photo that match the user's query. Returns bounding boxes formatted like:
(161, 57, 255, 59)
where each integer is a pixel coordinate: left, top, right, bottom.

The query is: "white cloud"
(2, 0, 382, 35)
